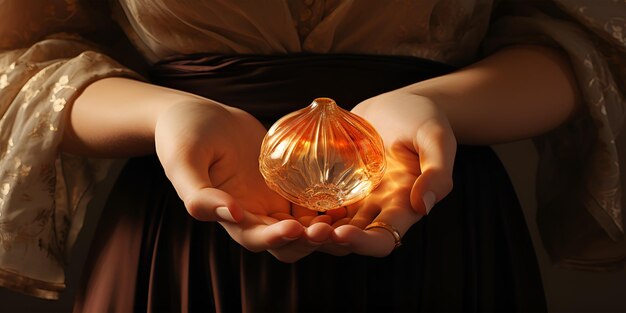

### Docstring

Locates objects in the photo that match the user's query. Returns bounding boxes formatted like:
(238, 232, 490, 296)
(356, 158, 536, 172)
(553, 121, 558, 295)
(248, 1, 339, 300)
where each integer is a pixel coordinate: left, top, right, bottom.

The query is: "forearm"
(60, 77, 209, 157)
(406, 45, 581, 144)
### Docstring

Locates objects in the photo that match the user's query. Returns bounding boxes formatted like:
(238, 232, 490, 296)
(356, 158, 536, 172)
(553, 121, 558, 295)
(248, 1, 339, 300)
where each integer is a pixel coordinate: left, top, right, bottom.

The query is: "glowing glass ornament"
(259, 98, 386, 212)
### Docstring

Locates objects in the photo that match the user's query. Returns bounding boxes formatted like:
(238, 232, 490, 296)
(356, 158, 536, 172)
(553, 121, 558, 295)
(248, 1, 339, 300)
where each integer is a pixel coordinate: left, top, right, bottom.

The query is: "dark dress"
(73, 55, 546, 312)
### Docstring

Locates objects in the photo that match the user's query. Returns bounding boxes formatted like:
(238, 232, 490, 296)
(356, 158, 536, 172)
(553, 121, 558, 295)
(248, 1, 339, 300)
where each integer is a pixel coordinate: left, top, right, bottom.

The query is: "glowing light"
(259, 98, 386, 212)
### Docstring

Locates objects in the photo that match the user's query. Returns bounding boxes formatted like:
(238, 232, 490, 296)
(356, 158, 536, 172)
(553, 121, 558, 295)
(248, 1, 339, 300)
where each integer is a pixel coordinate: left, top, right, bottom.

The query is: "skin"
(61, 45, 580, 261)
(319, 45, 580, 256)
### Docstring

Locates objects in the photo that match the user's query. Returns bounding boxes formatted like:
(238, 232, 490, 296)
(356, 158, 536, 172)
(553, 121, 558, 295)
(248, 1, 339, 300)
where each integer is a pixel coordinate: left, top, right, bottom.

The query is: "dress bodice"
(115, 0, 494, 66)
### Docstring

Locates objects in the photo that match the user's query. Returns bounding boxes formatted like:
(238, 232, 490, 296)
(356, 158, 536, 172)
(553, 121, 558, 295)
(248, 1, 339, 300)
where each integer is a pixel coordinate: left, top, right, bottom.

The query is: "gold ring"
(365, 222, 402, 249)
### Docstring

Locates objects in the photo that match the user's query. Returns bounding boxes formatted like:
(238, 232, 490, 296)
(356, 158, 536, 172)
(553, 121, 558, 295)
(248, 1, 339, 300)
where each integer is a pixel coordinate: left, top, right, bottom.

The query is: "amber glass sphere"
(259, 98, 386, 212)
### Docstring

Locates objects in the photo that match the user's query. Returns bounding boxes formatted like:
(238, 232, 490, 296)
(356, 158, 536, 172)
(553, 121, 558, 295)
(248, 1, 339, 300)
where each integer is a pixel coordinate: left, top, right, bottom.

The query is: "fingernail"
(423, 191, 436, 215)
(282, 236, 300, 241)
(216, 206, 236, 222)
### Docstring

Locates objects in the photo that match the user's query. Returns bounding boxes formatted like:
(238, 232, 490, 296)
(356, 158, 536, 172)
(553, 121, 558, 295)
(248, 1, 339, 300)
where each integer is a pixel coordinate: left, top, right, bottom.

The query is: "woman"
(0, 0, 624, 312)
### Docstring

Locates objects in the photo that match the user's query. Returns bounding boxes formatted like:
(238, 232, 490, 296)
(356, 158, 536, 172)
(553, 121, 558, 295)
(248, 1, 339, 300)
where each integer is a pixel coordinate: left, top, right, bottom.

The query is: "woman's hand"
(67, 78, 331, 262)
(154, 100, 315, 256)
(155, 100, 335, 262)
(316, 46, 582, 257)
(319, 89, 457, 257)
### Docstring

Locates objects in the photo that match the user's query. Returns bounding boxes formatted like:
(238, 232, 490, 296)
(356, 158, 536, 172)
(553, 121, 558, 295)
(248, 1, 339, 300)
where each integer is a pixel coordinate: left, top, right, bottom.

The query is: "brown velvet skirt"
(73, 55, 546, 312)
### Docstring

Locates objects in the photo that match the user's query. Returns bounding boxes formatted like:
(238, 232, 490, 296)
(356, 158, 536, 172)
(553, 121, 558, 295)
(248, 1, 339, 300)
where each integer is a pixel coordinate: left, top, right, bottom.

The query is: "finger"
(312, 222, 350, 256)
(333, 204, 422, 258)
(353, 205, 422, 256)
(332, 224, 393, 257)
(373, 206, 421, 238)
(267, 236, 320, 263)
(163, 152, 244, 222)
(411, 119, 456, 215)
(292, 204, 317, 219)
(221, 213, 305, 252)
(261, 219, 308, 248)
(310, 214, 332, 225)
(162, 146, 213, 200)
(267, 223, 333, 263)
(331, 217, 351, 228)
(344, 204, 360, 219)
(348, 202, 381, 229)
(258, 215, 280, 224)
(185, 187, 242, 222)
(306, 222, 334, 243)
(324, 206, 347, 222)
(298, 215, 314, 227)
(270, 212, 296, 221)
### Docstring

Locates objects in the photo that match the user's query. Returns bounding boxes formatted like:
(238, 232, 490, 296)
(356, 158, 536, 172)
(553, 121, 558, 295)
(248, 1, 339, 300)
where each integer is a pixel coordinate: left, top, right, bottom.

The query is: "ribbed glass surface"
(259, 98, 386, 212)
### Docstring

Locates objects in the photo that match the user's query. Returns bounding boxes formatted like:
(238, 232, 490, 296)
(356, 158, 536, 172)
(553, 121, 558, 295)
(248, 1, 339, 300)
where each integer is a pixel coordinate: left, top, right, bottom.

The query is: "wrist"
(62, 77, 219, 157)
(401, 45, 580, 144)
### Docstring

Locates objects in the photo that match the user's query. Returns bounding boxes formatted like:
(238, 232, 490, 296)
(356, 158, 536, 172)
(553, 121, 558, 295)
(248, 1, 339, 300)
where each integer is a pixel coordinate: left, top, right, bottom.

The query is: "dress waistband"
(150, 54, 455, 122)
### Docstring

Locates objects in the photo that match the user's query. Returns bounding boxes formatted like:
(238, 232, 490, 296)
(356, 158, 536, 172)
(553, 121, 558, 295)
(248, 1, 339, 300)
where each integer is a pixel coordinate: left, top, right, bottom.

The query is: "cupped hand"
(154, 100, 322, 261)
(320, 89, 457, 257)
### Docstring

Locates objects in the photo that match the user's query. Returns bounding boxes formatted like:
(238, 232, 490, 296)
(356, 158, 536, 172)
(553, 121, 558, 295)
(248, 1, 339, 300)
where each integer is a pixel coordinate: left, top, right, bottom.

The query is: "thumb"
(410, 118, 456, 215)
(163, 155, 243, 223)
(184, 187, 243, 222)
